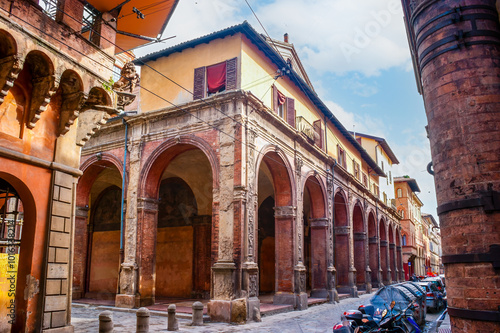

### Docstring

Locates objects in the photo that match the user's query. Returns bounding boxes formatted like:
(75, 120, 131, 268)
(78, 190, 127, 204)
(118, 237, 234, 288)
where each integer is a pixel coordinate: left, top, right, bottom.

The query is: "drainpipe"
(120, 118, 128, 263)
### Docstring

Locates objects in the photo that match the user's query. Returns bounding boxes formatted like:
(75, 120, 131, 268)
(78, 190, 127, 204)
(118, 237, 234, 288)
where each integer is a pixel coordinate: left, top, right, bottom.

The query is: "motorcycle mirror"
(390, 301, 396, 309)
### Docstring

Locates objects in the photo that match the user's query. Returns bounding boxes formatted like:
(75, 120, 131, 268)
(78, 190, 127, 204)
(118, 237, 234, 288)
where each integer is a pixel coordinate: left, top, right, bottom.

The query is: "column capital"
(274, 206, 296, 219)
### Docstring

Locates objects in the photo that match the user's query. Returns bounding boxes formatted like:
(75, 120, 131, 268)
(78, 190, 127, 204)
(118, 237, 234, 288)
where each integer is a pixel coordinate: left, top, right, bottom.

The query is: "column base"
(115, 294, 136, 308)
(328, 289, 339, 303)
(208, 298, 247, 324)
(296, 292, 308, 310)
(311, 289, 329, 299)
(273, 292, 296, 306)
(247, 297, 261, 322)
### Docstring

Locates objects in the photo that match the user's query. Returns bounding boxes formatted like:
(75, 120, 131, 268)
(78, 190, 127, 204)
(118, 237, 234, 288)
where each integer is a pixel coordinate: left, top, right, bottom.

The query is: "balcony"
(296, 116, 320, 145)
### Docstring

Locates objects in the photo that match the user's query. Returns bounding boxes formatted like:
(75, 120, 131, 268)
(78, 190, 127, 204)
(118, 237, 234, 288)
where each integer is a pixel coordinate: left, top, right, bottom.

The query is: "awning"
(86, 0, 179, 52)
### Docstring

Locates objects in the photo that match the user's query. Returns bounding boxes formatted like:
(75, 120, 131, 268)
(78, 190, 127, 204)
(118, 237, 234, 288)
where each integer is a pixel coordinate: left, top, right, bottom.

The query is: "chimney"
(284, 33, 289, 43)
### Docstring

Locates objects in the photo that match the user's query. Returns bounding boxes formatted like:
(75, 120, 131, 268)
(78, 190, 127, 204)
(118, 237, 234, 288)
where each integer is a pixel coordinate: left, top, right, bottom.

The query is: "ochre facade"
(76, 23, 405, 323)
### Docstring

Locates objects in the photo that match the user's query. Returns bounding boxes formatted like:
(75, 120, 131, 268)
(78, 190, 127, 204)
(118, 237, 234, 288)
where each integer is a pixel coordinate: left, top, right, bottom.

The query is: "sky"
(134, 0, 438, 218)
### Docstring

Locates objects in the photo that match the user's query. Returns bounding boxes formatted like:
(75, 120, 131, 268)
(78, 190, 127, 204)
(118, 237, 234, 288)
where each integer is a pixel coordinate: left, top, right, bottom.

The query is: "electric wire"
(1, 6, 388, 209)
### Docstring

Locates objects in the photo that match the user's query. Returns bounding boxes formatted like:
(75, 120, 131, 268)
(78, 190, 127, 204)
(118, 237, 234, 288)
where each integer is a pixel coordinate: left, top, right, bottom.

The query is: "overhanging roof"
(422, 213, 438, 227)
(136, 21, 385, 177)
(351, 132, 400, 164)
(87, 0, 179, 52)
(394, 176, 421, 193)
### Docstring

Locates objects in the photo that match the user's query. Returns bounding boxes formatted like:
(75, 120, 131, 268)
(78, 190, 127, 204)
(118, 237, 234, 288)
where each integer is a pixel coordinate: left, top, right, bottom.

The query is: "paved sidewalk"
(71, 293, 373, 332)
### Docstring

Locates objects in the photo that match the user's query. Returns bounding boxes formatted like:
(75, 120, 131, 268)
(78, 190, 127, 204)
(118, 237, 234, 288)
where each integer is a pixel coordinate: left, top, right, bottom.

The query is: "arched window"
(402, 235, 407, 246)
(397, 188, 402, 198)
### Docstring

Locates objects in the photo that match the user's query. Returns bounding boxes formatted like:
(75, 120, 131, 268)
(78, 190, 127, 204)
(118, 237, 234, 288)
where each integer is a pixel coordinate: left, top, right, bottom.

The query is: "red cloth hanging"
(277, 89, 286, 105)
(207, 62, 226, 93)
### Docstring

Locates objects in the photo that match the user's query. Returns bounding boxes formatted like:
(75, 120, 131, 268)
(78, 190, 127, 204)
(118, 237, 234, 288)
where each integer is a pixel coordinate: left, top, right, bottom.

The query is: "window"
(362, 173, 368, 187)
(383, 192, 387, 204)
(402, 235, 407, 246)
(374, 185, 380, 198)
(399, 209, 405, 219)
(272, 85, 296, 127)
(381, 161, 384, 172)
(337, 145, 347, 168)
(193, 58, 237, 100)
(389, 171, 392, 184)
(353, 161, 360, 180)
(397, 188, 402, 198)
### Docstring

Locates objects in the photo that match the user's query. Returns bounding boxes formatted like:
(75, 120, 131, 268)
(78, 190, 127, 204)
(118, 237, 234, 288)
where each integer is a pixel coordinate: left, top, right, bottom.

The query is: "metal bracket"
(437, 191, 500, 215)
(442, 244, 500, 270)
(448, 307, 500, 322)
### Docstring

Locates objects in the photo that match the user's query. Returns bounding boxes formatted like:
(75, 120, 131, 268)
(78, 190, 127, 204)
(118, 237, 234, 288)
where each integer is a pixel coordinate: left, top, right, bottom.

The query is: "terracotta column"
(73, 206, 89, 299)
(403, 0, 500, 328)
(273, 206, 296, 305)
(347, 207, 358, 297)
(310, 218, 328, 298)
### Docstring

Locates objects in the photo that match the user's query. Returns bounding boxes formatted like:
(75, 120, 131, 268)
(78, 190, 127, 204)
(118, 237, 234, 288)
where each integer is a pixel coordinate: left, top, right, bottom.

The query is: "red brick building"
(401, 0, 500, 330)
(0, 0, 177, 332)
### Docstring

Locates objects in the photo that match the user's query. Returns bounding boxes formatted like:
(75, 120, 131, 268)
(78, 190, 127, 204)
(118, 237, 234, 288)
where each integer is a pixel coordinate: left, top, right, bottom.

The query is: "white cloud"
(254, 0, 411, 76)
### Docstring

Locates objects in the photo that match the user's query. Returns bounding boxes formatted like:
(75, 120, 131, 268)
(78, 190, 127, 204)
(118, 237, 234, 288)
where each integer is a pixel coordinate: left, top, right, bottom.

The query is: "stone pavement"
(71, 293, 373, 332)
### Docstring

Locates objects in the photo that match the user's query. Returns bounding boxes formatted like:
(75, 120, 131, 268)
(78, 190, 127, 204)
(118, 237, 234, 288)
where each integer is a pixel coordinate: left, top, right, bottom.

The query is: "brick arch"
(140, 135, 219, 199)
(352, 202, 366, 288)
(367, 210, 379, 286)
(77, 153, 124, 207)
(303, 173, 328, 297)
(0, 172, 37, 332)
(302, 173, 327, 219)
(255, 145, 295, 206)
(255, 146, 296, 301)
(379, 217, 389, 283)
(389, 223, 396, 281)
(0, 29, 17, 57)
(334, 190, 349, 289)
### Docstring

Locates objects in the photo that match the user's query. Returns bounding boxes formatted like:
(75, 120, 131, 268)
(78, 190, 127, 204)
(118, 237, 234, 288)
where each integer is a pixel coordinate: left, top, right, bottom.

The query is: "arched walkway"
(256, 150, 295, 305)
(139, 143, 215, 303)
(303, 175, 328, 298)
(334, 191, 349, 293)
(379, 219, 390, 284)
(352, 203, 366, 290)
(389, 224, 396, 282)
(75, 158, 123, 300)
(367, 211, 379, 287)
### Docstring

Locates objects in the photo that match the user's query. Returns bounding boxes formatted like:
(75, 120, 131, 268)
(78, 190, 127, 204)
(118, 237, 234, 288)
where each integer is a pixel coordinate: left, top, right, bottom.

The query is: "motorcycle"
(368, 301, 421, 333)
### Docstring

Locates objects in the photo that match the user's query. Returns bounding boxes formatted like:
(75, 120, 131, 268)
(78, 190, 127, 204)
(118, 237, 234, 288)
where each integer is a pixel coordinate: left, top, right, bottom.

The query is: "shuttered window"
(192, 57, 238, 100)
(286, 97, 295, 128)
(313, 119, 323, 149)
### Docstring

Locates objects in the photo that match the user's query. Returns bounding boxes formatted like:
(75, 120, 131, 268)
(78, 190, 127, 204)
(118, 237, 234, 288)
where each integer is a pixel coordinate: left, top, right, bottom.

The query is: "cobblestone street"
(72, 294, 374, 332)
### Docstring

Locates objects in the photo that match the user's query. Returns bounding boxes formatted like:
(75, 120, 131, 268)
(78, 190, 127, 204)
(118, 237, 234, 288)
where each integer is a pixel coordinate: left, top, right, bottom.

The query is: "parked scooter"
(368, 301, 421, 333)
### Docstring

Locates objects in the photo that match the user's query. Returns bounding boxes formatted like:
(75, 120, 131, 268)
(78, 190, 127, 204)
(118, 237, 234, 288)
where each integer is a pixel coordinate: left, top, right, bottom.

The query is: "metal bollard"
(191, 301, 204, 326)
(136, 307, 150, 333)
(167, 304, 179, 331)
(99, 310, 113, 333)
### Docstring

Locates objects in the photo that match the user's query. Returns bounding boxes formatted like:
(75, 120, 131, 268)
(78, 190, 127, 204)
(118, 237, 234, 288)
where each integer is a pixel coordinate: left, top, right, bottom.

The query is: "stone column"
(347, 205, 358, 297)
(116, 134, 141, 308)
(192, 217, 211, 299)
(389, 243, 397, 282)
(326, 173, 338, 303)
(369, 236, 379, 288)
(42, 171, 77, 332)
(310, 218, 329, 298)
(380, 239, 391, 285)
(273, 206, 297, 306)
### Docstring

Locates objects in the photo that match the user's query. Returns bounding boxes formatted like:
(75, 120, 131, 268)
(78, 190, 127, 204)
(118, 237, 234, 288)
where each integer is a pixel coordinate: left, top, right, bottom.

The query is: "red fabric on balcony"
(207, 62, 226, 93)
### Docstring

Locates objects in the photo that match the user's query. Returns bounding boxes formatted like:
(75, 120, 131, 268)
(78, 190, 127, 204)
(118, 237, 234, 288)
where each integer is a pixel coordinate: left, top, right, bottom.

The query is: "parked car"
(416, 281, 444, 312)
(439, 274, 446, 287)
(398, 282, 427, 326)
(422, 277, 447, 306)
(370, 285, 421, 325)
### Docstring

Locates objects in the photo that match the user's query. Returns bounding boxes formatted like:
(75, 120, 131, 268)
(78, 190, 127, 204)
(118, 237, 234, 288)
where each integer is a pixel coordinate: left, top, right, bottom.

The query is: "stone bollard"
(136, 307, 150, 333)
(99, 310, 113, 333)
(167, 304, 179, 331)
(191, 301, 204, 326)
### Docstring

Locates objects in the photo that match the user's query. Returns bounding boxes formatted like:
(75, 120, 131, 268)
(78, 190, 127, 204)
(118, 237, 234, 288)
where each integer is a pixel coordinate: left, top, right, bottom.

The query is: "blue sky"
(135, 0, 437, 217)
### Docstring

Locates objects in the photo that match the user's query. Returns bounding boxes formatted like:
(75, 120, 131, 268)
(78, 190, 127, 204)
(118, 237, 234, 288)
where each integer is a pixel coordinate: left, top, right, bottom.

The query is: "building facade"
(401, 0, 500, 330)
(76, 22, 405, 323)
(0, 0, 178, 332)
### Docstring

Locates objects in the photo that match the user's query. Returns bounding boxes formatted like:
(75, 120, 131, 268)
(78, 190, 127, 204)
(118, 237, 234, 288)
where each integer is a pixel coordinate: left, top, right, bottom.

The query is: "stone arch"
(302, 173, 328, 297)
(379, 217, 389, 284)
(352, 201, 366, 289)
(0, 29, 20, 104)
(140, 135, 219, 199)
(0, 172, 37, 332)
(138, 135, 217, 303)
(367, 210, 379, 287)
(334, 189, 349, 292)
(255, 145, 296, 304)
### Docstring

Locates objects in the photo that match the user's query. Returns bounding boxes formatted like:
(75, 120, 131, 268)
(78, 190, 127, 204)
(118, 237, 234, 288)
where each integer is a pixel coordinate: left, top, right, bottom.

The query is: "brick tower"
(401, 0, 500, 330)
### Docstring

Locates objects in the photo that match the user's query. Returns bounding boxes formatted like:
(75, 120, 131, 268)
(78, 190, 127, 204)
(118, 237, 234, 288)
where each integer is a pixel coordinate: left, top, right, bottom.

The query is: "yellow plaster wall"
(326, 123, 362, 175)
(140, 34, 243, 112)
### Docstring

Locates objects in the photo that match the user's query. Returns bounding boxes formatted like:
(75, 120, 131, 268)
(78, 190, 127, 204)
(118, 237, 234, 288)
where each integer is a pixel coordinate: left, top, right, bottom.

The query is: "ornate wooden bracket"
(59, 91, 87, 135)
(0, 54, 24, 104)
